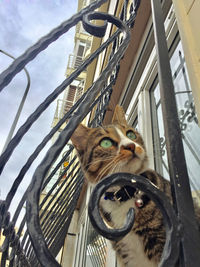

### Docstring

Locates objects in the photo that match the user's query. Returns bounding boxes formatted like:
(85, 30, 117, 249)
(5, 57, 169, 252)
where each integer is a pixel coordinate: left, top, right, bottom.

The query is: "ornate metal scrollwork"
(82, 12, 108, 37)
(0, 201, 31, 266)
(25, 8, 132, 267)
(159, 97, 198, 159)
(179, 99, 198, 132)
(159, 136, 166, 157)
(88, 173, 180, 267)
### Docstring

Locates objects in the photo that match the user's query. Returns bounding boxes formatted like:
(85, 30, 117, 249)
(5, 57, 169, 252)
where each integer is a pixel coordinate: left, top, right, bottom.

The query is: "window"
(122, 5, 200, 199)
(150, 41, 200, 194)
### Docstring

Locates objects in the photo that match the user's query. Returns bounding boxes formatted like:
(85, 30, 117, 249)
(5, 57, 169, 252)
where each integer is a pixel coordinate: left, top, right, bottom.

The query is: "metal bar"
(40, 168, 81, 229)
(98, 236, 107, 264)
(88, 243, 101, 267)
(46, 183, 83, 244)
(82, 215, 92, 267)
(39, 162, 80, 222)
(25, 238, 35, 262)
(48, 214, 73, 257)
(87, 234, 100, 266)
(44, 183, 80, 237)
(94, 236, 106, 265)
(87, 230, 102, 266)
(87, 245, 99, 267)
(74, 226, 83, 267)
(39, 159, 78, 213)
(1, 249, 8, 267)
(0, 50, 31, 154)
(22, 230, 31, 253)
(178, 51, 191, 95)
(41, 146, 74, 190)
(150, 0, 200, 265)
(43, 178, 83, 242)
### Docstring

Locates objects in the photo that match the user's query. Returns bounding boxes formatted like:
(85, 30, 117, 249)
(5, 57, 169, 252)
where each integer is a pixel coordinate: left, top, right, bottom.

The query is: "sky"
(0, 0, 78, 220)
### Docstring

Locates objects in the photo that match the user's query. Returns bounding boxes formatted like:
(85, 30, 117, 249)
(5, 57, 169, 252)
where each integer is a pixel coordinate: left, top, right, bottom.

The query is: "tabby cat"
(71, 106, 183, 267)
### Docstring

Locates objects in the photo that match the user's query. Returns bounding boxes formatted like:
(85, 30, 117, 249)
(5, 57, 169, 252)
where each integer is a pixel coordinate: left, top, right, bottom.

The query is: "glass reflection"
(151, 42, 200, 195)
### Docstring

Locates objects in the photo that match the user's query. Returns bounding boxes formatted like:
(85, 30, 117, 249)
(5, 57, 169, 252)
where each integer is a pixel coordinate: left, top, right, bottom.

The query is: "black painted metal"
(151, 0, 200, 266)
(0, 0, 199, 266)
(0, 50, 31, 154)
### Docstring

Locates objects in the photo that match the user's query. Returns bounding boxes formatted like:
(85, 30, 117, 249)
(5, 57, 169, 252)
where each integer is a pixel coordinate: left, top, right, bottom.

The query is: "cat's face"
(71, 106, 148, 183)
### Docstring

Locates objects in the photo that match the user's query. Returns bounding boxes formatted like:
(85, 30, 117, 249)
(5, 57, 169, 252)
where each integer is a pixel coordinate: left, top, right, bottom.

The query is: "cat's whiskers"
(112, 161, 123, 173)
(108, 163, 120, 175)
(93, 156, 116, 181)
(115, 154, 130, 164)
(96, 163, 113, 182)
(109, 158, 125, 174)
(96, 157, 124, 182)
(96, 158, 117, 182)
(85, 156, 115, 169)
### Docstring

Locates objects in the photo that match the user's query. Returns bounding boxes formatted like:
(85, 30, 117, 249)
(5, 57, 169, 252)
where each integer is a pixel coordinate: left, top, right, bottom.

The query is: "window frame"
(119, 5, 179, 169)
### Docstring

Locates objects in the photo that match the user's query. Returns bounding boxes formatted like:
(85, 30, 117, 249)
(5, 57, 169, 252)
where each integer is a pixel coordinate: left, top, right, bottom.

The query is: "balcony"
(52, 83, 84, 129)
(65, 54, 87, 80)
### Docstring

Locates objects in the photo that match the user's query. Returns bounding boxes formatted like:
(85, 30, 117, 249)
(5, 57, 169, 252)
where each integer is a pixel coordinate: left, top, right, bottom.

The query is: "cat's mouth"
(132, 152, 137, 158)
(129, 151, 140, 161)
(120, 146, 144, 162)
(120, 154, 141, 167)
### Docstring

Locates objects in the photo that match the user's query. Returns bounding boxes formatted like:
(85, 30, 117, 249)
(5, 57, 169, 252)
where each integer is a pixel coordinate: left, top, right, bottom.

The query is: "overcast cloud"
(0, 0, 78, 218)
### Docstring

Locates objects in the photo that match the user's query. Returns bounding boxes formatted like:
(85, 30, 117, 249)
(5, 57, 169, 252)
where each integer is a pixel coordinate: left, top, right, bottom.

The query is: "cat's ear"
(71, 124, 90, 153)
(112, 105, 128, 126)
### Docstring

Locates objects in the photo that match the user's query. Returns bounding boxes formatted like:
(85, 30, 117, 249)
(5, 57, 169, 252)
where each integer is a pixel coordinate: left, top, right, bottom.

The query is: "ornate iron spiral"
(88, 173, 180, 267)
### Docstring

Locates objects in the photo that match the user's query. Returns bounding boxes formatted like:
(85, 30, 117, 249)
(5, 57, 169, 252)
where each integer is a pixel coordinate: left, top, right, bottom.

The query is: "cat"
(70, 105, 197, 267)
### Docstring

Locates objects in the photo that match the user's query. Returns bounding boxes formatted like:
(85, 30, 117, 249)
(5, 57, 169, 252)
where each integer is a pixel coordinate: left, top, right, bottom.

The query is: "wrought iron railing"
(0, 0, 200, 267)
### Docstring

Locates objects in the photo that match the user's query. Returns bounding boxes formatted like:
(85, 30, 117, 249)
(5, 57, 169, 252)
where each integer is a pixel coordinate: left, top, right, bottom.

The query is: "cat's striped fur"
(71, 106, 198, 267)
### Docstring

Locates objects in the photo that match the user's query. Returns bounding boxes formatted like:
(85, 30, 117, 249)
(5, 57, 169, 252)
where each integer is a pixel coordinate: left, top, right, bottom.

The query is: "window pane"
(151, 41, 200, 195)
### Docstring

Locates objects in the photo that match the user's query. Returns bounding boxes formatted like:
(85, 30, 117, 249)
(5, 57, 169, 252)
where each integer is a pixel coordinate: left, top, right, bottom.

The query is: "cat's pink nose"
(122, 143, 135, 153)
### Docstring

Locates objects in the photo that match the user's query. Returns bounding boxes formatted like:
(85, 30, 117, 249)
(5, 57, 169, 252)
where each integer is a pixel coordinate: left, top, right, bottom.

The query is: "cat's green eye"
(126, 130, 136, 140)
(100, 138, 113, 148)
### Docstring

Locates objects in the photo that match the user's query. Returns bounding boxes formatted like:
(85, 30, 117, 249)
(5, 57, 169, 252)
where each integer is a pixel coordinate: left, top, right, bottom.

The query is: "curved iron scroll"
(88, 173, 180, 267)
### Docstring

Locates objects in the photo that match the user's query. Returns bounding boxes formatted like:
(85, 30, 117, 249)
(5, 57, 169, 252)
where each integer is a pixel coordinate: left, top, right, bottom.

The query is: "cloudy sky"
(0, 0, 78, 218)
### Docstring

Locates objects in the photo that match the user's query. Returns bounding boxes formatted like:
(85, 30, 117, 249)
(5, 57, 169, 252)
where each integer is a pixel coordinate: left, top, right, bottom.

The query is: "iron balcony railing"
(0, 0, 200, 267)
